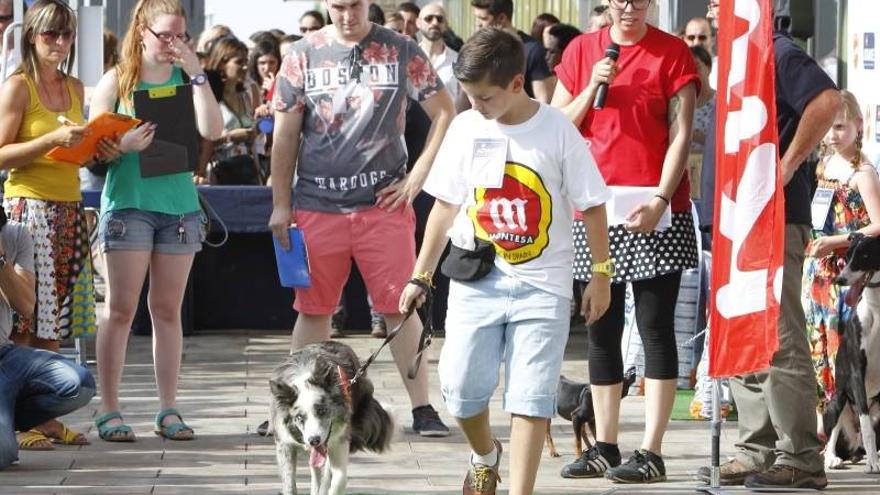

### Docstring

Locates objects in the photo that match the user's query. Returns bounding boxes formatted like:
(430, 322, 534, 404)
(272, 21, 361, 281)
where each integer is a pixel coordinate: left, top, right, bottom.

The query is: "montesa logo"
(469, 162, 552, 264)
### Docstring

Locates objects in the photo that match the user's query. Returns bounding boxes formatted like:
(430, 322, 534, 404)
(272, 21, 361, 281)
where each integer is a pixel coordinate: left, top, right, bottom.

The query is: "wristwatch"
(591, 258, 616, 278)
(190, 73, 208, 86)
(0, 252, 7, 270)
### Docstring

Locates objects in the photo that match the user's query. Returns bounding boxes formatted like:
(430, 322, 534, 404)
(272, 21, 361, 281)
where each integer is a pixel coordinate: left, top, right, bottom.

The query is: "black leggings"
(588, 271, 682, 385)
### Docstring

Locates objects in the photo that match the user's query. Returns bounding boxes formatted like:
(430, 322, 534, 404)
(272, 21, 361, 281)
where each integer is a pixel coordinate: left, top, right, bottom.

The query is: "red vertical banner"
(709, 0, 784, 377)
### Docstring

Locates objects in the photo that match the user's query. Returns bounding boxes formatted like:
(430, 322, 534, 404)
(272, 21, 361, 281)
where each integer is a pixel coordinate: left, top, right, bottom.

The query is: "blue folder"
(273, 227, 311, 288)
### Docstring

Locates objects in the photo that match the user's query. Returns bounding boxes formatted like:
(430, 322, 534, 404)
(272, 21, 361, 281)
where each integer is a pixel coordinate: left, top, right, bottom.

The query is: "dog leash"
(348, 277, 434, 385)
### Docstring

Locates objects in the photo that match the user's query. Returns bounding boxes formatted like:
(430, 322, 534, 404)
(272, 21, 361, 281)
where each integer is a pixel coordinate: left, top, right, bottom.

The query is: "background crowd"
(0, 0, 873, 494)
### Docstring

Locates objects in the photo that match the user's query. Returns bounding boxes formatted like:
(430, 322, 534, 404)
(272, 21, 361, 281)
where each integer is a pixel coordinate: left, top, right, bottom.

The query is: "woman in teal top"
(87, 0, 222, 443)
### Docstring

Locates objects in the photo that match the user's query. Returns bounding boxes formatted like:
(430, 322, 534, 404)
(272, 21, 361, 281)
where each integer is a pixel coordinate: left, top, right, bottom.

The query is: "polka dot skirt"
(573, 211, 699, 283)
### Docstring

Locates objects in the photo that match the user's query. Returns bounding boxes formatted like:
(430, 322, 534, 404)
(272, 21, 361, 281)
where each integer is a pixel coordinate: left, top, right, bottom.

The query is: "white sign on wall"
(846, 0, 880, 166)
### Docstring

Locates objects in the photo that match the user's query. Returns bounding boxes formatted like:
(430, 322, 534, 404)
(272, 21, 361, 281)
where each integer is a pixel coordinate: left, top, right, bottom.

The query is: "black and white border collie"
(269, 341, 394, 494)
(824, 233, 880, 473)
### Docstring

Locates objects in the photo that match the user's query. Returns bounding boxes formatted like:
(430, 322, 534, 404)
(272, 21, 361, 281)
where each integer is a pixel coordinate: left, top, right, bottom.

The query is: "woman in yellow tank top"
(0, 1, 121, 448)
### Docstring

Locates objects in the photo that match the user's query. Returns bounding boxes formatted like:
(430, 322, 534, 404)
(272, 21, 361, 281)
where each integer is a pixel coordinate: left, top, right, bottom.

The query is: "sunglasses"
(348, 44, 363, 83)
(39, 29, 75, 43)
(145, 25, 191, 44)
(300, 26, 321, 33)
(423, 14, 445, 24)
(686, 34, 708, 42)
(0, 14, 13, 22)
(609, 0, 651, 10)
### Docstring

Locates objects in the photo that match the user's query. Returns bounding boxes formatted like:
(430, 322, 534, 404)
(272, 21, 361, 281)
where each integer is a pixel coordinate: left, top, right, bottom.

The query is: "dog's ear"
(270, 379, 298, 407)
(314, 360, 337, 389)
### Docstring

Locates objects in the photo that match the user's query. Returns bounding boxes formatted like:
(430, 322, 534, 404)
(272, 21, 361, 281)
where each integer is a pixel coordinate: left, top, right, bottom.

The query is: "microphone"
(593, 42, 620, 110)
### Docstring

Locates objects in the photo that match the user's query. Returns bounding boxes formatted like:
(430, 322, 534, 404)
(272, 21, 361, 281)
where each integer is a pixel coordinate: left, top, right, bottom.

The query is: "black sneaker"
(412, 405, 450, 437)
(330, 305, 345, 338)
(560, 445, 621, 478)
(606, 449, 667, 483)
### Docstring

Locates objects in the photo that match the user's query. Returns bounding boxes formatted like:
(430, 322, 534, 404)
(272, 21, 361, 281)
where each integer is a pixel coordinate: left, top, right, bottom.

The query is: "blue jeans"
(0, 345, 95, 469)
(438, 268, 570, 419)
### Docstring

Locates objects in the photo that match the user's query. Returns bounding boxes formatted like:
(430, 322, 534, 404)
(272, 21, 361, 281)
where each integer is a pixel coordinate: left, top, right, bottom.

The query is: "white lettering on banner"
(306, 63, 399, 93)
(726, 0, 760, 104)
(716, 143, 781, 317)
(715, 0, 782, 319)
(314, 170, 387, 191)
(724, 96, 769, 153)
(488, 198, 528, 231)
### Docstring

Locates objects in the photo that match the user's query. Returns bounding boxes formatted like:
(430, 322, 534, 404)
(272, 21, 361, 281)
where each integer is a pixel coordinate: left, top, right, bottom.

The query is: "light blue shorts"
(99, 209, 205, 255)
(438, 268, 570, 419)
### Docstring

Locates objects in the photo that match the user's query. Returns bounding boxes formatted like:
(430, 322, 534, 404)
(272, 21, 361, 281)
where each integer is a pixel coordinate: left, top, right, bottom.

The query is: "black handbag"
(209, 154, 261, 185)
(440, 238, 496, 281)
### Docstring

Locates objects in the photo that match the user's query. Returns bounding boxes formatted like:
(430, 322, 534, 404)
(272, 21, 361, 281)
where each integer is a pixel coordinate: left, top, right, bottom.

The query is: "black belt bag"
(441, 238, 496, 281)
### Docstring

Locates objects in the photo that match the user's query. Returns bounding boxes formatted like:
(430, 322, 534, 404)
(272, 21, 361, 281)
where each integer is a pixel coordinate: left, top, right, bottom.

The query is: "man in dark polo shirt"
(697, 5, 841, 490)
(470, 0, 555, 103)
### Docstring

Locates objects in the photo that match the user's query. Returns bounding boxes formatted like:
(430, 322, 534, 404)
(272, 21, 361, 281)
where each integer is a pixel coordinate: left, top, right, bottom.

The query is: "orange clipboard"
(46, 112, 141, 165)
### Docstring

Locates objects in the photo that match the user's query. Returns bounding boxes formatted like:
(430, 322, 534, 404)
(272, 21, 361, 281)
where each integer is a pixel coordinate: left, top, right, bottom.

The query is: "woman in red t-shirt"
(551, 0, 699, 484)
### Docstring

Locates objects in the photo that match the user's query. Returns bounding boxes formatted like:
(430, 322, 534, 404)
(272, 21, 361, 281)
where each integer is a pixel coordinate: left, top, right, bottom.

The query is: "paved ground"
(2, 330, 879, 494)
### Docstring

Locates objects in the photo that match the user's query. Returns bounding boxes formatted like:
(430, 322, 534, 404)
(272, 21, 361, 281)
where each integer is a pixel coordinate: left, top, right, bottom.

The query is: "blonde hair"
(196, 24, 231, 54)
(14, 0, 77, 84)
(116, 0, 186, 108)
(826, 90, 867, 169)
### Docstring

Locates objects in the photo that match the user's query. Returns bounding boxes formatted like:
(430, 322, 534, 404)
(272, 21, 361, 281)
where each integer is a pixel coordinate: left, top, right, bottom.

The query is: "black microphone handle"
(593, 82, 609, 110)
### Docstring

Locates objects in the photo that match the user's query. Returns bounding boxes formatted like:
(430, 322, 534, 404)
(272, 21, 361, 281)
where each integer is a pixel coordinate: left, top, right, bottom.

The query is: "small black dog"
(823, 233, 880, 473)
(547, 366, 637, 457)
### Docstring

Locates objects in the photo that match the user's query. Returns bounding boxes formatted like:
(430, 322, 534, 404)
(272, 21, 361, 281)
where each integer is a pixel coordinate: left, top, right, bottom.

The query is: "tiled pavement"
(2, 330, 878, 494)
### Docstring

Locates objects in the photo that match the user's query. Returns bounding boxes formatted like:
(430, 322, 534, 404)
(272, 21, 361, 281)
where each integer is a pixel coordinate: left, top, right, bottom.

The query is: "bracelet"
(410, 271, 435, 289)
(653, 193, 670, 205)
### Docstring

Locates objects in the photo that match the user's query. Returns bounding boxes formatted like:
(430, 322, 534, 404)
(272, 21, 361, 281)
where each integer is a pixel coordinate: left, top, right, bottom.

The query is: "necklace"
(36, 75, 69, 113)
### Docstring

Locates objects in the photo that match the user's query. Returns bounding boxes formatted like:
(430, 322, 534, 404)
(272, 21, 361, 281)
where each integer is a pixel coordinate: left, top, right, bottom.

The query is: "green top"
(101, 67, 200, 215)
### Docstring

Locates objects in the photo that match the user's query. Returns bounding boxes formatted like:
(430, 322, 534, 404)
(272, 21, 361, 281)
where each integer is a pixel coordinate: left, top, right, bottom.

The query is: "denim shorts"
(99, 209, 206, 254)
(437, 267, 570, 419)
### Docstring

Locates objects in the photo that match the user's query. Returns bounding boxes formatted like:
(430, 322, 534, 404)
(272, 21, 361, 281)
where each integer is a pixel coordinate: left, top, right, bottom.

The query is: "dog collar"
(337, 365, 353, 408)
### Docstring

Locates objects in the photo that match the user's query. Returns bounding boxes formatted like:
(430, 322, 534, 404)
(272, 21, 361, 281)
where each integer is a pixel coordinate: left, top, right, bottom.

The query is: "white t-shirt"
(430, 46, 459, 103)
(424, 103, 610, 299)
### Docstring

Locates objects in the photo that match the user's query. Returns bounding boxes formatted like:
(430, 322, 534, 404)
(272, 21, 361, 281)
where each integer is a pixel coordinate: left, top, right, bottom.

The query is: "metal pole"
(711, 377, 722, 488)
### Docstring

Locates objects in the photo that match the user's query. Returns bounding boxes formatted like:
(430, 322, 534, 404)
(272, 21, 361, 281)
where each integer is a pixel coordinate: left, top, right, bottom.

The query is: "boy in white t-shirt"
(399, 28, 613, 495)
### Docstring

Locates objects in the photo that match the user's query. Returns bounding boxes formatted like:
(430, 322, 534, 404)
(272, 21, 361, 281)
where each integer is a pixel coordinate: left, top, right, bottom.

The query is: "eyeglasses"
(39, 29, 75, 43)
(423, 14, 445, 24)
(300, 26, 321, 33)
(145, 25, 191, 44)
(686, 34, 708, 42)
(609, 0, 651, 11)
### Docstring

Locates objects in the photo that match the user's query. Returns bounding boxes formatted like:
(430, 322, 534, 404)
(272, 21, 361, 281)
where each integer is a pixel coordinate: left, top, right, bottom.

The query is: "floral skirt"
(4, 197, 97, 341)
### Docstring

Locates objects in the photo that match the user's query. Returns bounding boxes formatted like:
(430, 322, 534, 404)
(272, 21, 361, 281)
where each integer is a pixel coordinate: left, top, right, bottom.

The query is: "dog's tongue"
(309, 445, 327, 469)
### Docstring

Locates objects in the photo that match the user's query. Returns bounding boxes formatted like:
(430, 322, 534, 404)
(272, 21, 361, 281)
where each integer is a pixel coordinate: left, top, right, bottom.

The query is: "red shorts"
(293, 206, 416, 315)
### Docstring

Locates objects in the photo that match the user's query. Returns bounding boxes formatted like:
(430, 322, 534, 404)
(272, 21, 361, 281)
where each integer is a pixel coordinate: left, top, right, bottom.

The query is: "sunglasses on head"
(423, 14, 445, 23)
(39, 29, 75, 42)
(686, 34, 708, 42)
(145, 25, 191, 44)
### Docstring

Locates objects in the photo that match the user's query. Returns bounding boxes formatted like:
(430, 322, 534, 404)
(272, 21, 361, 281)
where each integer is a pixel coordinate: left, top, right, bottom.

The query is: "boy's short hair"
(453, 27, 524, 87)
(470, 0, 513, 20)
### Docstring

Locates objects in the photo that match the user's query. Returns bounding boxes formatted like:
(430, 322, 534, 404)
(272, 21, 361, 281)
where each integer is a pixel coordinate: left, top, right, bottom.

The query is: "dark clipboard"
(133, 84, 199, 177)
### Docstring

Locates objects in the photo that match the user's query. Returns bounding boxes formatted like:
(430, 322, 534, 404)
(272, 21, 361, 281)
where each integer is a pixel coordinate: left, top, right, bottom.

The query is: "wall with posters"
(845, 0, 880, 166)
